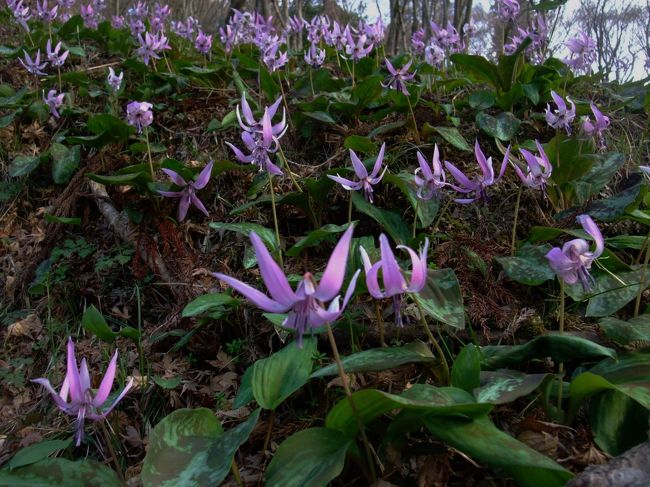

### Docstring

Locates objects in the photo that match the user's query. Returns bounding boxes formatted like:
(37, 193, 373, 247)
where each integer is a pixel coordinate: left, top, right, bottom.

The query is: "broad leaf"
(413, 268, 465, 329)
(451, 344, 481, 393)
(383, 172, 440, 228)
(0, 458, 123, 486)
(351, 191, 410, 245)
(209, 221, 278, 250)
(433, 126, 472, 152)
(496, 244, 555, 286)
(474, 370, 553, 404)
(181, 293, 237, 317)
(7, 439, 72, 471)
(50, 144, 81, 184)
(598, 316, 650, 347)
(475, 112, 520, 141)
(286, 223, 352, 257)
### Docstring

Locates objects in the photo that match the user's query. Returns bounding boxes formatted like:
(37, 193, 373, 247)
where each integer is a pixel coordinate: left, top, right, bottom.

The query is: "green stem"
(144, 128, 154, 179)
(412, 198, 420, 238)
(262, 409, 275, 452)
(99, 421, 124, 483)
(230, 459, 244, 487)
(405, 94, 420, 143)
(510, 186, 523, 255)
(277, 72, 290, 124)
(414, 300, 450, 385)
(375, 301, 386, 347)
(431, 198, 451, 238)
(557, 280, 565, 416)
(309, 67, 315, 97)
(347, 191, 353, 224)
(634, 230, 650, 317)
(268, 172, 283, 267)
(351, 60, 356, 87)
(277, 144, 302, 193)
(324, 323, 377, 484)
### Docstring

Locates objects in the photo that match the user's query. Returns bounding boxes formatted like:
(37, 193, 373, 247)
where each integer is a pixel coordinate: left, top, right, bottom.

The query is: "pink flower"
(328, 143, 387, 203)
(158, 161, 213, 221)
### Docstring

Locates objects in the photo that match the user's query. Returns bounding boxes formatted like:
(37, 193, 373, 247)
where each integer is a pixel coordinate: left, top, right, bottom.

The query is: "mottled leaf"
(413, 268, 465, 329)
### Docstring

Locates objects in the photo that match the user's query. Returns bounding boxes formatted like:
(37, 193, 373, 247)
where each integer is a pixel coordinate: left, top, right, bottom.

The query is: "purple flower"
(46, 39, 69, 67)
(513, 141, 552, 191)
(43, 89, 65, 118)
(425, 43, 445, 68)
(344, 31, 373, 61)
(9, 0, 31, 31)
(328, 143, 387, 203)
(382, 58, 416, 96)
(19, 49, 48, 76)
(304, 44, 325, 68)
(288, 15, 305, 34)
(445, 141, 510, 204)
(582, 103, 610, 150)
(360, 234, 429, 326)
(195, 30, 213, 55)
(80, 3, 98, 29)
(107, 66, 123, 92)
(463, 23, 478, 36)
(136, 31, 162, 66)
(213, 226, 360, 346)
(414, 145, 447, 200)
(545, 91, 576, 134)
(129, 18, 145, 36)
(32, 337, 134, 446)
(263, 43, 288, 72)
(111, 15, 125, 28)
(36, 0, 58, 23)
(126, 101, 153, 133)
(326, 22, 348, 50)
(545, 215, 604, 291)
(159, 161, 213, 221)
(497, 0, 520, 21)
(564, 32, 596, 72)
(236, 93, 286, 139)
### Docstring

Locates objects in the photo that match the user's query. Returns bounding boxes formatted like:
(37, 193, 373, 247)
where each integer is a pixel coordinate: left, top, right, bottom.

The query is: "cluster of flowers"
(412, 20, 467, 68)
(545, 91, 610, 149)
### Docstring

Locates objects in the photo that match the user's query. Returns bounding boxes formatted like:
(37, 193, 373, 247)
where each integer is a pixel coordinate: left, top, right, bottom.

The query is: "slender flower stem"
(144, 128, 154, 179)
(268, 172, 283, 267)
(277, 72, 290, 125)
(375, 301, 386, 347)
(510, 186, 523, 255)
(99, 421, 124, 483)
(324, 323, 377, 484)
(230, 459, 244, 487)
(57, 66, 62, 92)
(277, 145, 302, 193)
(414, 300, 450, 385)
(405, 95, 420, 143)
(309, 68, 315, 97)
(634, 230, 650, 317)
(347, 191, 353, 224)
(557, 280, 565, 416)
(431, 198, 452, 239)
(352, 60, 356, 87)
(262, 409, 275, 452)
(412, 198, 420, 238)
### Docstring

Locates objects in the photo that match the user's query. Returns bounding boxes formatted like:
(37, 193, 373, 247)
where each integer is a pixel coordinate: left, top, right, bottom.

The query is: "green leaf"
(368, 120, 405, 138)
(450, 54, 501, 92)
(303, 111, 336, 124)
(259, 68, 279, 101)
(344, 135, 376, 154)
(579, 152, 625, 196)
(153, 376, 182, 389)
(474, 370, 553, 404)
(544, 134, 595, 186)
(468, 90, 496, 110)
(587, 180, 643, 222)
(351, 191, 410, 245)
(0, 110, 17, 128)
(265, 428, 352, 487)
(496, 244, 555, 286)
(421, 414, 573, 487)
(585, 268, 650, 317)
(44, 214, 81, 225)
(7, 439, 72, 470)
(286, 223, 352, 258)
(9, 155, 41, 178)
(0, 458, 123, 486)
(433, 126, 473, 152)
(67, 114, 132, 148)
(50, 144, 81, 184)
(475, 112, 521, 141)
(252, 338, 316, 410)
(209, 222, 278, 250)
(451, 344, 481, 393)
(326, 385, 492, 437)
(80, 305, 116, 343)
(311, 341, 435, 378)
(413, 268, 465, 329)
(0, 46, 20, 57)
(86, 172, 148, 186)
(598, 315, 650, 347)
(181, 293, 237, 318)
(383, 173, 439, 228)
(481, 335, 616, 369)
(233, 366, 254, 409)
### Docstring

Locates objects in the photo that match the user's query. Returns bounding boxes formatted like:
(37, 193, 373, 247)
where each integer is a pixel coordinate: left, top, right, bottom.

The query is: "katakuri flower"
(328, 143, 387, 203)
(19, 49, 48, 76)
(545, 214, 604, 291)
(159, 160, 213, 221)
(414, 144, 447, 200)
(445, 141, 510, 204)
(46, 39, 69, 67)
(382, 58, 416, 96)
(32, 337, 134, 446)
(107, 66, 123, 92)
(360, 234, 429, 327)
(564, 32, 596, 71)
(126, 101, 153, 133)
(545, 90, 576, 134)
(36, 0, 58, 22)
(582, 103, 610, 150)
(513, 140, 552, 192)
(43, 89, 65, 118)
(195, 30, 213, 54)
(304, 44, 325, 68)
(497, 0, 520, 21)
(213, 225, 360, 346)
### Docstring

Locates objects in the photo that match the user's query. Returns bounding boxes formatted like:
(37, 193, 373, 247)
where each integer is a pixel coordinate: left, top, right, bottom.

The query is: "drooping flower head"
(107, 66, 123, 92)
(159, 161, 213, 221)
(9, 0, 32, 31)
(328, 144, 388, 203)
(414, 145, 447, 200)
(126, 101, 153, 133)
(304, 44, 326, 68)
(213, 226, 360, 346)
(445, 141, 510, 204)
(43, 89, 65, 118)
(545, 215, 604, 291)
(19, 49, 48, 76)
(344, 30, 373, 61)
(360, 234, 429, 326)
(36, 0, 58, 23)
(46, 39, 69, 67)
(545, 91, 576, 134)
(514, 140, 552, 192)
(382, 58, 416, 96)
(425, 43, 445, 68)
(497, 0, 520, 21)
(582, 103, 610, 150)
(32, 337, 134, 446)
(564, 32, 596, 72)
(195, 30, 213, 55)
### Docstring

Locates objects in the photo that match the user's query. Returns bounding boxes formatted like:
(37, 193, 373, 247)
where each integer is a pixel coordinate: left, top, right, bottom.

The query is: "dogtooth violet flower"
(360, 234, 429, 327)
(582, 103, 610, 150)
(46, 39, 69, 67)
(235, 93, 286, 139)
(43, 89, 65, 118)
(382, 58, 416, 96)
(126, 101, 153, 133)
(304, 44, 326, 68)
(497, 0, 520, 21)
(107, 66, 123, 91)
(565, 32, 596, 71)
(328, 143, 387, 203)
(32, 337, 134, 446)
(195, 30, 213, 54)
(9, 0, 31, 31)
(19, 49, 48, 76)
(36, 0, 58, 22)
(545, 215, 604, 291)
(158, 161, 213, 221)
(445, 141, 510, 204)
(545, 91, 576, 134)
(513, 140, 552, 192)
(414, 145, 447, 200)
(213, 225, 360, 346)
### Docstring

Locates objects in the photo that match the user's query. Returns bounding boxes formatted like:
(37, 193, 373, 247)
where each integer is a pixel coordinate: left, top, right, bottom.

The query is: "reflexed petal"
(95, 378, 134, 419)
(158, 190, 185, 198)
(31, 378, 73, 412)
(379, 234, 406, 295)
(444, 161, 475, 191)
(577, 214, 604, 258)
(225, 142, 253, 163)
(162, 168, 187, 187)
(314, 225, 354, 301)
(178, 192, 191, 221)
(327, 174, 363, 191)
(496, 145, 510, 181)
(212, 272, 290, 312)
(370, 143, 386, 179)
(474, 140, 494, 182)
(384, 57, 397, 75)
(365, 261, 387, 298)
(193, 160, 213, 189)
(261, 109, 273, 148)
(66, 337, 82, 403)
(249, 232, 296, 306)
(79, 358, 91, 393)
(417, 152, 433, 181)
(93, 350, 117, 407)
(349, 150, 369, 179)
(268, 96, 283, 121)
